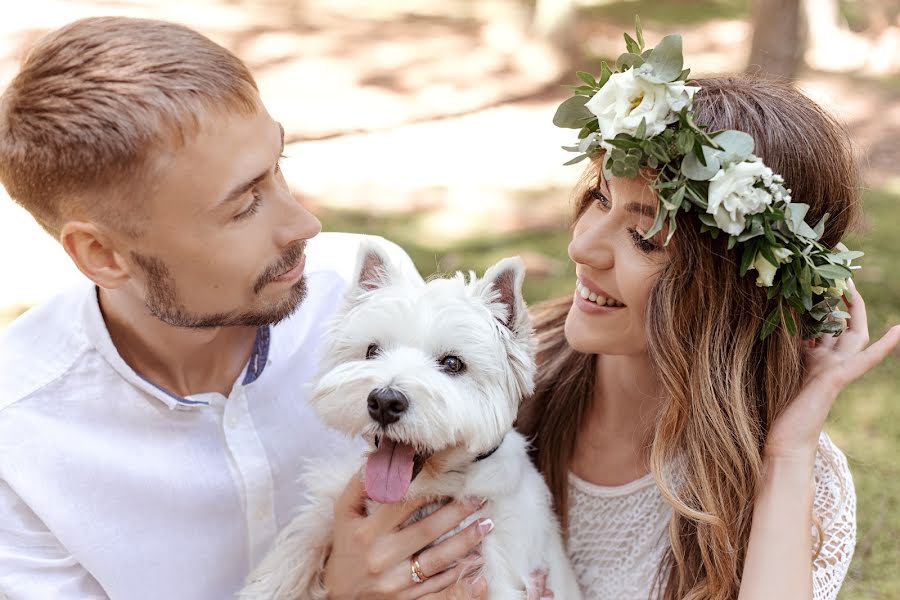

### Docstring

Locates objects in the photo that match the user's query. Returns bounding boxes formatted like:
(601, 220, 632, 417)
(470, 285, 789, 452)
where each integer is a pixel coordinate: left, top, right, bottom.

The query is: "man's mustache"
(254, 241, 306, 294)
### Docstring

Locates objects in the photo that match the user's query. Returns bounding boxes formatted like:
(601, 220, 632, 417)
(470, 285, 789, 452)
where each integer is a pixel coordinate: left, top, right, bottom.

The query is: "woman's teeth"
(576, 280, 624, 307)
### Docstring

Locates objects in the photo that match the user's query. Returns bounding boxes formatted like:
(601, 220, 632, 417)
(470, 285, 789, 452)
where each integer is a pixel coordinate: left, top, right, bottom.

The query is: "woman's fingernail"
(477, 518, 494, 535)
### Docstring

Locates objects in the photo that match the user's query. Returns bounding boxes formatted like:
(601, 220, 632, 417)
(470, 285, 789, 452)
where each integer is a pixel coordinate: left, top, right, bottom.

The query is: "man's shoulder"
(0, 282, 93, 411)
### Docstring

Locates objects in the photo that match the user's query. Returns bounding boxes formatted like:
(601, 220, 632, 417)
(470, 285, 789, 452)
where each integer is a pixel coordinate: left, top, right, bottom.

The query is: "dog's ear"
(477, 257, 528, 334)
(351, 239, 395, 295)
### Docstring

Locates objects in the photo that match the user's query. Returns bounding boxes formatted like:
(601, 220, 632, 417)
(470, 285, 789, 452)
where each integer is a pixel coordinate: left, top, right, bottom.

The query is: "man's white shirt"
(0, 232, 420, 599)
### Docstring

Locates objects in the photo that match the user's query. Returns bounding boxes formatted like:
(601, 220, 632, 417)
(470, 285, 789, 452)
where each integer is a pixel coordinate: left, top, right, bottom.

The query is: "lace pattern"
(566, 432, 855, 600)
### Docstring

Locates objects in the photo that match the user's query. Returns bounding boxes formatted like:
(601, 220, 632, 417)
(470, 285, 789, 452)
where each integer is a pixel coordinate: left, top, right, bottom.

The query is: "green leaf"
(739, 242, 758, 276)
(616, 52, 645, 71)
(563, 153, 589, 166)
(682, 147, 721, 180)
(830, 250, 864, 262)
(635, 15, 645, 49)
(679, 68, 691, 80)
(727, 235, 737, 250)
(676, 130, 694, 155)
(635, 117, 647, 139)
(713, 130, 755, 163)
(665, 210, 678, 245)
(576, 71, 597, 87)
(783, 309, 797, 336)
(760, 308, 781, 341)
(646, 34, 684, 82)
(670, 185, 686, 209)
(813, 213, 829, 240)
(598, 62, 613, 87)
(816, 263, 852, 280)
(553, 95, 593, 129)
(786, 203, 810, 233)
(624, 33, 641, 55)
(645, 204, 668, 239)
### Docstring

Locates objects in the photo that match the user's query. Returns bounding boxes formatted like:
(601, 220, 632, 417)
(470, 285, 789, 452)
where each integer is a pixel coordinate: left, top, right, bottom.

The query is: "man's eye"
(234, 190, 262, 221)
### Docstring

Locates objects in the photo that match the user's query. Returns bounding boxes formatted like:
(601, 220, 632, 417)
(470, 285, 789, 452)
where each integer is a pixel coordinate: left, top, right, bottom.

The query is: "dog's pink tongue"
(365, 439, 415, 504)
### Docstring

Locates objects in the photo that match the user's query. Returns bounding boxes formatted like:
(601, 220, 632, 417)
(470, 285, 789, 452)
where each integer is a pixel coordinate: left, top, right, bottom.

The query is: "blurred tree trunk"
(746, 0, 807, 79)
(532, 0, 579, 57)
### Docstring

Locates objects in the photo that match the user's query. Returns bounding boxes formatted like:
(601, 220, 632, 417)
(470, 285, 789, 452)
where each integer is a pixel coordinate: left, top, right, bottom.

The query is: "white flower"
(706, 156, 776, 235)
(751, 247, 792, 287)
(585, 68, 698, 141)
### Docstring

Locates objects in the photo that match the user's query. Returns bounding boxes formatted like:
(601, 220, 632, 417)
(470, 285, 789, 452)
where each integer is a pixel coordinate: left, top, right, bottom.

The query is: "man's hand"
(322, 471, 492, 600)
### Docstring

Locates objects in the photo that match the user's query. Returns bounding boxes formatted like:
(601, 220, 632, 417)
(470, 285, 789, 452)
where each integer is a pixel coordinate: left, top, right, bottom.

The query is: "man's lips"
(273, 254, 305, 282)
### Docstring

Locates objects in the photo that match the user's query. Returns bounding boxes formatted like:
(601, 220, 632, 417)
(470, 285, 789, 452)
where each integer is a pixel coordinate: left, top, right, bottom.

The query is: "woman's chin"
(564, 304, 643, 355)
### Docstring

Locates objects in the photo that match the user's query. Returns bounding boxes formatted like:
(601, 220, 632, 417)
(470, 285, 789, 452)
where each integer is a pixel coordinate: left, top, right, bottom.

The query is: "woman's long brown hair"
(516, 76, 860, 600)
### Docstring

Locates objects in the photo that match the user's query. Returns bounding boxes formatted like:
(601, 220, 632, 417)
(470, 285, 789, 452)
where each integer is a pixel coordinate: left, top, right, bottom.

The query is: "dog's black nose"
(367, 388, 409, 427)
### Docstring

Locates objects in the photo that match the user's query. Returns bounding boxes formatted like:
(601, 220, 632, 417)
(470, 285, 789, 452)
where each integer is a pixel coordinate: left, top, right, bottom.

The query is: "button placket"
(222, 387, 277, 567)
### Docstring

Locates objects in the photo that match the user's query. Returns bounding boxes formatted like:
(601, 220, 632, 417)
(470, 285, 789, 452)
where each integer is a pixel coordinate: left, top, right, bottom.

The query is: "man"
(0, 17, 491, 599)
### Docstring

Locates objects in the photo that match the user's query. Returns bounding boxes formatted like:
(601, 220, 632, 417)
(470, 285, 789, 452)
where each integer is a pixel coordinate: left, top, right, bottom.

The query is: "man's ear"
(60, 221, 132, 289)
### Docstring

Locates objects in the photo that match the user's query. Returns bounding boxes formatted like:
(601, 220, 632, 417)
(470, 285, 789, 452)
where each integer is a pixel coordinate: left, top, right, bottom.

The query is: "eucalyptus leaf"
(682, 147, 721, 180)
(616, 52, 645, 71)
(646, 34, 684, 82)
(712, 130, 754, 163)
(635, 15, 644, 49)
(553, 95, 593, 129)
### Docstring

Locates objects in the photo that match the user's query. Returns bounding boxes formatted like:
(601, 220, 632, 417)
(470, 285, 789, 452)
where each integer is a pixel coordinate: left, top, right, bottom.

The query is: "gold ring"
(410, 554, 429, 584)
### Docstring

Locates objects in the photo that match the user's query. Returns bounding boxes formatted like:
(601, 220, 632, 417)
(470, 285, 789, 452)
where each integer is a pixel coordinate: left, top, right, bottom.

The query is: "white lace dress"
(567, 432, 856, 600)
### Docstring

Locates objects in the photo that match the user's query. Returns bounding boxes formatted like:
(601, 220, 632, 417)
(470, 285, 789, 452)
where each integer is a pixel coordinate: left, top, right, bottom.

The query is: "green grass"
(827, 184, 900, 600)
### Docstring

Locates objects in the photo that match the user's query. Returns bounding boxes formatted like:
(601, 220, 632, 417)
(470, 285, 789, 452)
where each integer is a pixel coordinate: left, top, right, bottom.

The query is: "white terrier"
(240, 241, 582, 600)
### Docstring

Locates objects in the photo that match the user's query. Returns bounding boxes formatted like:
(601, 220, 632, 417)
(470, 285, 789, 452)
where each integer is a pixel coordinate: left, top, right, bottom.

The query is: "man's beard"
(130, 242, 308, 328)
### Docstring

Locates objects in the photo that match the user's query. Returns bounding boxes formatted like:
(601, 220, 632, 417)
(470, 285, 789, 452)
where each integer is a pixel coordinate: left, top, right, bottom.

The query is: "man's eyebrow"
(220, 171, 267, 207)
(219, 123, 285, 208)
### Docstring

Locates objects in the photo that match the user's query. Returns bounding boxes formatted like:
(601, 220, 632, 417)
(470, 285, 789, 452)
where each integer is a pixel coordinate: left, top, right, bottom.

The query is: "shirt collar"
(82, 285, 271, 410)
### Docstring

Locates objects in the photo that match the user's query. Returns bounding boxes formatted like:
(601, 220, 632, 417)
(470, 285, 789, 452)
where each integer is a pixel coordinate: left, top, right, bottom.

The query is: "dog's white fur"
(240, 241, 582, 600)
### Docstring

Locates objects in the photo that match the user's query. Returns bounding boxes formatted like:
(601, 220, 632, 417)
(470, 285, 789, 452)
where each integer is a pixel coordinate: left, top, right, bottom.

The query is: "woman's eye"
(628, 227, 660, 253)
(439, 355, 465, 374)
(365, 344, 380, 359)
(590, 187, 611, 208)
(234, 190, 262, 221)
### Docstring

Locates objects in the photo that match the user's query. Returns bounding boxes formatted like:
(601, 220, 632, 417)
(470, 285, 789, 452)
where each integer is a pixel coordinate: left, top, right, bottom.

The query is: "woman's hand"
(766, 279, 900, 463)
(322, 470, 492, 600)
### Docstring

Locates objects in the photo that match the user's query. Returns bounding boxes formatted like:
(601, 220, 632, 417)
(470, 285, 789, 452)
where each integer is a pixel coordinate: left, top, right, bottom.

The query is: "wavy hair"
(516, 76, 860, 600)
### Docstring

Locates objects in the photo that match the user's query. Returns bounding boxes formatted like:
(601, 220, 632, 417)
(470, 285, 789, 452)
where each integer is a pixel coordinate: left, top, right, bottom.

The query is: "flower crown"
(553, 17, 860, 340)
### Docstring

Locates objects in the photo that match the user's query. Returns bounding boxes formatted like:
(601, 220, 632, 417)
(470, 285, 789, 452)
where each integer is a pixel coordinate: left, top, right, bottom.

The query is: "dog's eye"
(365, 344, 380, 359)
(440, 355, 465, 374)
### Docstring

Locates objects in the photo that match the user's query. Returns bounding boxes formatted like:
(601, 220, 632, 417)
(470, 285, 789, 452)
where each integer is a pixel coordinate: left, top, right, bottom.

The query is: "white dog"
(240, 241, 582, 600)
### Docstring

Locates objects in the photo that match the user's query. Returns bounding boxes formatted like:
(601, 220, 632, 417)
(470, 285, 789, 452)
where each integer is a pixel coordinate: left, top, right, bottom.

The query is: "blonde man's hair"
(0, 17, 260, 238)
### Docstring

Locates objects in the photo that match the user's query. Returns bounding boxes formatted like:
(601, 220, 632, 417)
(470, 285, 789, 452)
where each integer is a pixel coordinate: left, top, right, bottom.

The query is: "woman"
(517, 34, 900, 600)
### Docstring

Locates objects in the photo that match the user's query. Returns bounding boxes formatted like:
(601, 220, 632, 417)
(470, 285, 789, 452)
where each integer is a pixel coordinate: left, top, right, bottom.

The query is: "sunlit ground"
(1, 1, 898, 597)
